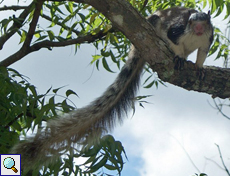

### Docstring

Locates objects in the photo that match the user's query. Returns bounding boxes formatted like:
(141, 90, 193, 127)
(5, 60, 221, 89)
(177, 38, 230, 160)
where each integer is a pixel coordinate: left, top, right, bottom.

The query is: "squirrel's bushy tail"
(11, 47, 145, 170)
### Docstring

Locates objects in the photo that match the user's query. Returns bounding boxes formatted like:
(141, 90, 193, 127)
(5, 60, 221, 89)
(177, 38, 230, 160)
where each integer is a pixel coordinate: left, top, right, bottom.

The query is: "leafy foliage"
(0, 67, 127, 175)
(0, 67, 76, 153)
(39, 135, 127, 176)
(76, 135, 127, 175)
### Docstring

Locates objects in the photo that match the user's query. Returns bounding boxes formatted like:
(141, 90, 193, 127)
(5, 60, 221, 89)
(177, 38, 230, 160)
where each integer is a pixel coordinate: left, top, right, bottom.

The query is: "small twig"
(41, 13, 80, 35)
(0, 5, 27, 11)
(204, 156, 225, 171)
(215, 144, 230, 176)
(4, 113, 23, 129)
(213, 99, 230, 120)
(140, 0, 148, 11)
(169, 134, 201, 173)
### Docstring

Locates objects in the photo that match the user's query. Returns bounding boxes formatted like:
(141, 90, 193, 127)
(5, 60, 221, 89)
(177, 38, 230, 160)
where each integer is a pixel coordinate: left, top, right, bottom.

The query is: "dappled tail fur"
(11, 47, 145, 170)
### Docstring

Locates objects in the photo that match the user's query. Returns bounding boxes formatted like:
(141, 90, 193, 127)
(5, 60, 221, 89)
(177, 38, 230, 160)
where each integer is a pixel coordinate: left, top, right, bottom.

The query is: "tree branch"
(215, 144, 230, 176)
(0, 5, 27, 11)
(204, 156, 225, 171)
(40, 13, 80, 35)
(0, 1, 43, 66)
(22, 0, 43, 49)
(31, 29, 110, 49)
(157, 62, 230, 99)
(213, 99, 230, 120)
(0, 0, 112, 67)
(0, 29, 109, 67)
(0, 2, 34, 50)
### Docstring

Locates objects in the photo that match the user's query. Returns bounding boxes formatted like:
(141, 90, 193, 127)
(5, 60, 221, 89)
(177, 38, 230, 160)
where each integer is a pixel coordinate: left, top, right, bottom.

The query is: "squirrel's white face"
(188, 12, 211, 36)
(190, 20, 209, 36)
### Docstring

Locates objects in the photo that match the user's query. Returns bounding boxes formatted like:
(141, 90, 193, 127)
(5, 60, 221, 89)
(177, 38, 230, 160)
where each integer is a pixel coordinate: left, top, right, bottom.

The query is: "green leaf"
(144, 80, 155, 88)
(19, 30, 27, 44)
(59, 27, 65, 36)
(78, 13, 86, 22)
(89, 156, 107, 173)
(61, 100, 70, 112)
(0, 18, 11, 32)
(47, 30, 55, 41)
(102, 57, 115, 73)
(34, 35, 48, 42)
(200, 174, 207, 176)
(82, 155, 97, 165)
(49, 96, 55, 108)
(0, 127, 19, 154)
(104, 164, 117, 171)
(12, 121, 22, 131)
(55, 36, 66, 42)
(109, 33, 119, 44)
(101, 49, 110, 57)
(91, 55, 102, 64)
(90, 13, 98, 25)
(34, 32, 41, 38)
(202, 0, 207, 8)
(66, 89, 78, 97)
(82, 147, 100, 157)
(66, 2, 73, 14)
(143, 74, 153, 85)
(45, 86, 52, 95)
(96, 60, 100, 70)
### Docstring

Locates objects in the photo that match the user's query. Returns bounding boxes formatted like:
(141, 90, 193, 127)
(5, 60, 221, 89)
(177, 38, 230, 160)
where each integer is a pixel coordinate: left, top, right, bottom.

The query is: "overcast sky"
(1, 1, 230, 176)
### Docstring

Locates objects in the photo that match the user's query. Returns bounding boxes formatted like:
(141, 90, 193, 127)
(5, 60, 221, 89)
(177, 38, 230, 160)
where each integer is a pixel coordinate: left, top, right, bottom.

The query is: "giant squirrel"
(11, 6, 214, 171)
